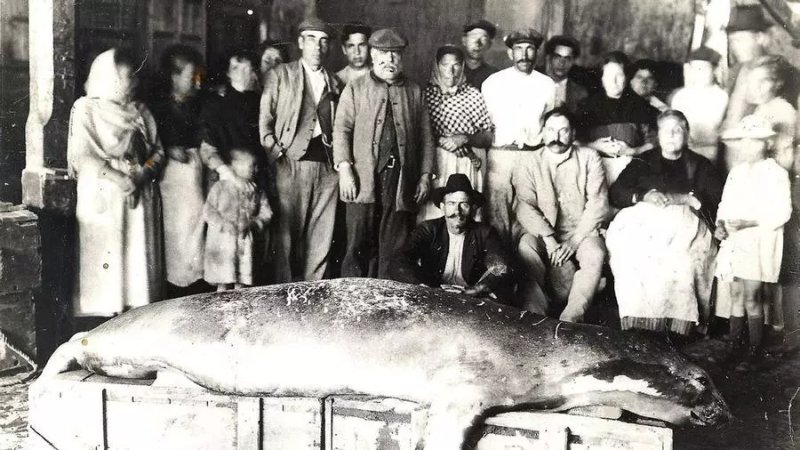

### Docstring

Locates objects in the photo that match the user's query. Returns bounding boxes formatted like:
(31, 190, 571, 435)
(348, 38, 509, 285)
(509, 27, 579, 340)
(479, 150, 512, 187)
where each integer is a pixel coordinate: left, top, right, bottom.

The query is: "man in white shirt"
(481, 28, 556, 245)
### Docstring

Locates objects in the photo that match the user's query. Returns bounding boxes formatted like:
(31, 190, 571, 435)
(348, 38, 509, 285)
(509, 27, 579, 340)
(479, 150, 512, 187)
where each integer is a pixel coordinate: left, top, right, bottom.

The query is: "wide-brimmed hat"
(432, 174, 485, 208)
(726, 5, 771, 33)
(721, 115, 776, 140)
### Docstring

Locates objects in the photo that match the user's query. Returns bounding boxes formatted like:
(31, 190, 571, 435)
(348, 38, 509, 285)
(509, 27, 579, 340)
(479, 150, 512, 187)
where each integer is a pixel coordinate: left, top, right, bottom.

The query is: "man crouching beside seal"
(393, 173, 511, 300)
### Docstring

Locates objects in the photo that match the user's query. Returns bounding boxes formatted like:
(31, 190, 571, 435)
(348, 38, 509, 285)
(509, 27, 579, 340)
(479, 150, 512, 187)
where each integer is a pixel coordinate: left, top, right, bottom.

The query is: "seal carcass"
(43, 278, 730, 448)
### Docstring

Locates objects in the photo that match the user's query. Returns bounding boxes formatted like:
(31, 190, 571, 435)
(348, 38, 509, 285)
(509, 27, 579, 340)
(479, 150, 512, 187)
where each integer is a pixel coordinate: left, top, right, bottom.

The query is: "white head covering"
(85, 49, 137, 102)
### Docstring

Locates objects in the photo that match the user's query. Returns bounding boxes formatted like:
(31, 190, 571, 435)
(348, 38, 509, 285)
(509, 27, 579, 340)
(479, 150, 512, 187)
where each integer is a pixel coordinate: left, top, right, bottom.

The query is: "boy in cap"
(481, 28, 556, 245)
(333, 28, 435, 279)
(462, 19, 499, 89)
(670, 47, 729, 164)
(259, 17, 342, 282)
(337, 22, 372, 85)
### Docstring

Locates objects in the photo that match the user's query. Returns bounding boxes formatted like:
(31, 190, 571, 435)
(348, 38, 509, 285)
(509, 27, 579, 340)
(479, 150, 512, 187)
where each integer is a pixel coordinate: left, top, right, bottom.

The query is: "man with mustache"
(512, 107, 610, 322)
(462, 19, 499, 89)
(336, 23, 372, 85)
(333, 28, 435, 278)
(481, 28, 556, 247)
(393, 174, 511, 298)
(259, 17, 341, 282)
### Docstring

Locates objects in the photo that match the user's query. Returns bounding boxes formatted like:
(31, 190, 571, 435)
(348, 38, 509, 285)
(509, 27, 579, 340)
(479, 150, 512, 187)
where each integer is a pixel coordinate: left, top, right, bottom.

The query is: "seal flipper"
(40, 332, 88, 378)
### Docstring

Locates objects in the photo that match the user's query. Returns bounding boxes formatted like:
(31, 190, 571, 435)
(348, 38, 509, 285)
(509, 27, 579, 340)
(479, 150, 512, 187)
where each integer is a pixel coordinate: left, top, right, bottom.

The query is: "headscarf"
(430, 45, 466, 94)
(68, 49, 160, 176)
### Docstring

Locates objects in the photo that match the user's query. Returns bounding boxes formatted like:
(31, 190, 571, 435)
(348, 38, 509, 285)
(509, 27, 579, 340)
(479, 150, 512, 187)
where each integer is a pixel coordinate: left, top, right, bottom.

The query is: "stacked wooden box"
(28, 370, 672, 449)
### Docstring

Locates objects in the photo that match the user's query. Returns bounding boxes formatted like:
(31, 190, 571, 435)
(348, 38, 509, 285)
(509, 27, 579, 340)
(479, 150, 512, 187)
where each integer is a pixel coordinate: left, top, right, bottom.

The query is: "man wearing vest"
(333, 28, 435, 278)
(259, 17, 342, 282)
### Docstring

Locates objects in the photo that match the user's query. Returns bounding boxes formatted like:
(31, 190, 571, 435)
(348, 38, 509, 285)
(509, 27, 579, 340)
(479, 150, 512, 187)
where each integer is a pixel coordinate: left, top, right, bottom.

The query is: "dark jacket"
(393, 218, 511, 289)
(609, 148, 724, 227)
(564, 79, 589, 115)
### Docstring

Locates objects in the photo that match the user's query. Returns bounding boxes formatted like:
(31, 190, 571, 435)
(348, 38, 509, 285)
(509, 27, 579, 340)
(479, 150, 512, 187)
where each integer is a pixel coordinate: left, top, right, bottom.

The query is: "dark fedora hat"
(431, 174, 485, 208)
(726, 5, 772, 33)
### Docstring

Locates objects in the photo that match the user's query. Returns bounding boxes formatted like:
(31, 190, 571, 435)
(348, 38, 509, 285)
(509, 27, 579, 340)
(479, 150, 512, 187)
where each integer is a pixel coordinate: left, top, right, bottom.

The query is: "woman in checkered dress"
(419, 45, 495, 222)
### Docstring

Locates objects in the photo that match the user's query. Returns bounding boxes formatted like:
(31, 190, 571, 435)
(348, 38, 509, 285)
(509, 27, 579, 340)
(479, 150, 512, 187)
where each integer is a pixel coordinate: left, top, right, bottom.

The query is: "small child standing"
(715, 115, 792, 371)
(203, 148, 273, 291)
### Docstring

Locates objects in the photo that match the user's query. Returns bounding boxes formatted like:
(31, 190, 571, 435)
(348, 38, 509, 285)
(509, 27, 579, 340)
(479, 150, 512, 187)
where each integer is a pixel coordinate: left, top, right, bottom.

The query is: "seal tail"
(40, 332, 88, 378)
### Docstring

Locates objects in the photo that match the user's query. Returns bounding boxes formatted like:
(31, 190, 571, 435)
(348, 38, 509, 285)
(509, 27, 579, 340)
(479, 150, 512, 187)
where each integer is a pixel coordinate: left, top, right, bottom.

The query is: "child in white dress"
(715, 116, 792, 371)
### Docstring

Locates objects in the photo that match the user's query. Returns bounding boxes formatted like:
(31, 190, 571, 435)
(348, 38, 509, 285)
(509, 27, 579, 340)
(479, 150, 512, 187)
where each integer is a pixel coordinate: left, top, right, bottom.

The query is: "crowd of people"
(67, 4, 800, 371)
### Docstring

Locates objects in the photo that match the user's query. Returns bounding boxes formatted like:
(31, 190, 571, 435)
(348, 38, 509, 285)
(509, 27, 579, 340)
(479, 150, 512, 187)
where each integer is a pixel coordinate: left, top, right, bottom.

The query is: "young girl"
(715, 115, 792, 371)
(203, 149, 273, 291)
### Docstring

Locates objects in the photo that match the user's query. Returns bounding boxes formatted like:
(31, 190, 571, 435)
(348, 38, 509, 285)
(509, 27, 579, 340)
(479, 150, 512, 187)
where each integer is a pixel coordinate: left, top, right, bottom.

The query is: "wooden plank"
(326, 395, 427, 450)
(237, 397, 262, 450)
(480, 412, 673, 450)
(262, 396, 324, 449)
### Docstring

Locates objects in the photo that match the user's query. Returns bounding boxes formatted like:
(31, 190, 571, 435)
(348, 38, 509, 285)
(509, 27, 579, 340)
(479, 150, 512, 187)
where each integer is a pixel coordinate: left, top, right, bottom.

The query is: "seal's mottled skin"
(43, 279, 730, 448)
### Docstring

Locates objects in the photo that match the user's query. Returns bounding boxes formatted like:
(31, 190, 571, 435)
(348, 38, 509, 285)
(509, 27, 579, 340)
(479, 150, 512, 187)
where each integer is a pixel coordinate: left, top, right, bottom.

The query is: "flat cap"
(463, 19, 497, 39)
(368, 28, 408, 51)
(298, 17, 335, 37)
(504, 29, 544, 49)
(687, 47, 721, 65)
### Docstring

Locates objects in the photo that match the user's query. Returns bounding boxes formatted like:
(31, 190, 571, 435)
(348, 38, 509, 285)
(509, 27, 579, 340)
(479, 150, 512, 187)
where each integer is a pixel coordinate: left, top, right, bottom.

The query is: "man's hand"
(439, 135, 469, 153)
(643, 189, 669, 207)
(543, 235, 560, 262)
(339, 165, 359, 201)
(167, 146, 190, 163)
(551, 237, 579, 267)
(414, 175, 431, 205)
(714, 221, 729, 240)
(463, 283, 491, 297)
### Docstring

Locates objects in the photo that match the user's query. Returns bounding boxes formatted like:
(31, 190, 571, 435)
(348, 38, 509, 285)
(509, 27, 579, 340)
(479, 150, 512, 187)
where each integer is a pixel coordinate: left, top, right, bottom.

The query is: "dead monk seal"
(42, 278, 730, 448)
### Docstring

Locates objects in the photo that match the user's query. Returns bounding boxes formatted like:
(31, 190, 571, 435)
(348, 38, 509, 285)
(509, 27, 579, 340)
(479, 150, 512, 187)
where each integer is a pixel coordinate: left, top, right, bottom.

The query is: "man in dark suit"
(543, 35, 588, 115)
(393, 174, 511, 298)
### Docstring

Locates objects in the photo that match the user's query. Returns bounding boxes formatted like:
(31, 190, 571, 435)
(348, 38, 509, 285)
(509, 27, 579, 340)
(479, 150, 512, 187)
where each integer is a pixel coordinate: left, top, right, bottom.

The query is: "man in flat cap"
(337, 23, 372, 85)
(259, 17, 342, 282)
(462, 19, 499, 89)
(723, 4, 799, 131)
(333, 28, 435, 279)
(481, 28, 556, 246)
(669, 47, 729, 163)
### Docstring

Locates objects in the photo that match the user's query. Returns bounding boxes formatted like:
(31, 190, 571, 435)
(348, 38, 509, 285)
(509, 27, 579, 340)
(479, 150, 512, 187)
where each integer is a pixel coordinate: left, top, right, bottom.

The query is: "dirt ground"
(1, 343, 798, 449)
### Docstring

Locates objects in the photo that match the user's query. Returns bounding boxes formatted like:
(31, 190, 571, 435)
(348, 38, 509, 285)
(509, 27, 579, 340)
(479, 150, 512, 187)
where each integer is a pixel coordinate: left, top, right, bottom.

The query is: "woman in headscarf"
(149, 45, 208, 297)
(419, 44, 494, 221)
(68, 48, 165, 321)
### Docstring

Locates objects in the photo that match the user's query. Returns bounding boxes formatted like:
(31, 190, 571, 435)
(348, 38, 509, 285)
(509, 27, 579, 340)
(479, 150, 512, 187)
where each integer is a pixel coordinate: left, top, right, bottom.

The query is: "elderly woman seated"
(606, 110, 724, 336)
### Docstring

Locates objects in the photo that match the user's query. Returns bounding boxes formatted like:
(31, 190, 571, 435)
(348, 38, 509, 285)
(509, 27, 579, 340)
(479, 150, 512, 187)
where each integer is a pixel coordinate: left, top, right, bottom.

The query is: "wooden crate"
(28, 371, 672, 450)
(324, 395, 428, 450)
(28, 370, 323, 450)
(475, 411, 673, 450)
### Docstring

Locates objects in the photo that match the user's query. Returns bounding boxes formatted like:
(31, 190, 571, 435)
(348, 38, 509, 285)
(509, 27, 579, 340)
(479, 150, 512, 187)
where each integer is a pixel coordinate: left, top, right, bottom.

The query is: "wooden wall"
(0, 0, 30, 203)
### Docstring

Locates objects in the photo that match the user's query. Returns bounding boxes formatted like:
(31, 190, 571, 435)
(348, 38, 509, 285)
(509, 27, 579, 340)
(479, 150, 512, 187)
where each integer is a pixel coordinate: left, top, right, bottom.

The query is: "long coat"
(333, 73, 435, 212)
